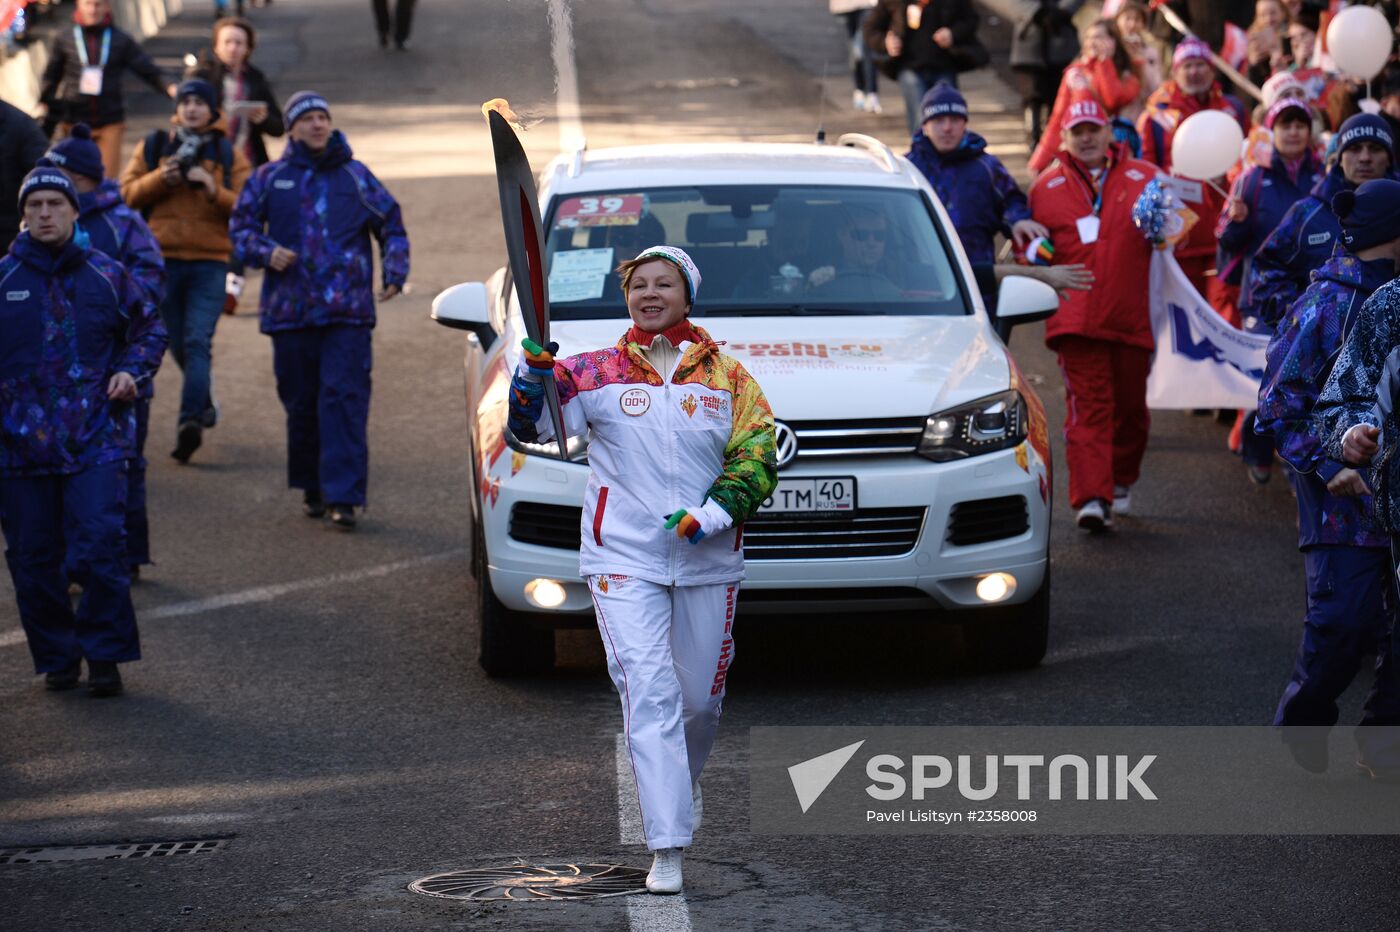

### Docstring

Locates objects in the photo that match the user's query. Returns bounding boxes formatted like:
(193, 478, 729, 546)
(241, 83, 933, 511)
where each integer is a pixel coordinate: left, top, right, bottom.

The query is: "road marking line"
(548, 0, 585, 152)
(0, 550, 466, 648)
(615, 731, 692, 931)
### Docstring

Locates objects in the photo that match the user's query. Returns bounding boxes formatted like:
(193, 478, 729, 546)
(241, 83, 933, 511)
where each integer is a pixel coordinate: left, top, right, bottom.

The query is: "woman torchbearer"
(506, 246, 778, 894)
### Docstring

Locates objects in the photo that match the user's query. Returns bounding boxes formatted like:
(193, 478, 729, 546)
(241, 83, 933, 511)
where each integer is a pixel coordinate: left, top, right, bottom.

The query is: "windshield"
(542, 185, 971, 320)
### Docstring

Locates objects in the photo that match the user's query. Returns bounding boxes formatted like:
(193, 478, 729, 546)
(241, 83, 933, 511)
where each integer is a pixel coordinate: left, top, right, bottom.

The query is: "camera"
(171, 136, 204, 187)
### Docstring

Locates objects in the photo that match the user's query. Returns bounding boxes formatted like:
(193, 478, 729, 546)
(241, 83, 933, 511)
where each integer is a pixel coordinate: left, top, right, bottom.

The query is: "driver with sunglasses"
(809, 206, 903, 299)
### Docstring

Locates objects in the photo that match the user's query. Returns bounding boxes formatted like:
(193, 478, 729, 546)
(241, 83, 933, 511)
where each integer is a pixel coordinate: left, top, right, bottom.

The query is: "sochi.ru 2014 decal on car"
(680, 394, 698, 417)
(619, 387, 651, 416)
(510, 450, 527, 477)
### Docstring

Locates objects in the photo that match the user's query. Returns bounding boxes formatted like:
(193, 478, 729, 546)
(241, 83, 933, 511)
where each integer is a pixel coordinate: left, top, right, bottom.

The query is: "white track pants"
(589, 574, 738, 850)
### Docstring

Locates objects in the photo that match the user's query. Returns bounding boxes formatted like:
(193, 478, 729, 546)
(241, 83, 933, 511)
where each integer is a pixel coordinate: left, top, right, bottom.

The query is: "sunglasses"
(845, 227, 887, 242)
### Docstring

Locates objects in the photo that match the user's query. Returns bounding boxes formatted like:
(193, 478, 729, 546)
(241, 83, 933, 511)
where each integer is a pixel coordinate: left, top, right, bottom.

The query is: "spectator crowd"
(830, 0, 1400, 753)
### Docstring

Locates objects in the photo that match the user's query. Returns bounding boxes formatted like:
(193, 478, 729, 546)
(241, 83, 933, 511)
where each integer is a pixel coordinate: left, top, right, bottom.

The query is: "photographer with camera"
(121, 80, 250, 465)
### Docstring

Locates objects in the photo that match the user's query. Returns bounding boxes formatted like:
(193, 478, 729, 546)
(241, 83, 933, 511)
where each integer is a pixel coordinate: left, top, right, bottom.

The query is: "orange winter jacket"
(1029, 145, 1159, 351)
(119, 118, 251, 262)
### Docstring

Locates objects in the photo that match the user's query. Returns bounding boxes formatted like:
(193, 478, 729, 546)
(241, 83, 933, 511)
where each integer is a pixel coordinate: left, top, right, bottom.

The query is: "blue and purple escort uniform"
(67, 159, 166, 569)
(1267, 181, 1400, 732)
(905, 83, 1030, 306)
(0, 169, 167, 676)
(230, 97, 409, 510)
(1243, 114, 1397, 331)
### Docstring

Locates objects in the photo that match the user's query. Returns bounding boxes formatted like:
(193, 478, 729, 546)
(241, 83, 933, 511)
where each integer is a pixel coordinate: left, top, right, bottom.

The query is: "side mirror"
(994, 274, 1059, 328)
(431, 282, 496, 349)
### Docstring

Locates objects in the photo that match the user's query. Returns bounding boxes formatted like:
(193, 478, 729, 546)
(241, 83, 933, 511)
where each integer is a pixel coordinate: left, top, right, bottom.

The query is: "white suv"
(433, 135, 1059, 676)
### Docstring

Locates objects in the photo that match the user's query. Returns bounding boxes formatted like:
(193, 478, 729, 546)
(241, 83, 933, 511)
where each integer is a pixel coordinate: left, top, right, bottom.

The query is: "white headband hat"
(632, 245, 701, 304)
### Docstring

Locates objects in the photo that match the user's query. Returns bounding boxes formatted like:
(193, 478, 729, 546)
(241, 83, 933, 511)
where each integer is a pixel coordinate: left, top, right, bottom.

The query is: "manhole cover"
(409, 863, 647, 901)
(0, 840, 227, 864)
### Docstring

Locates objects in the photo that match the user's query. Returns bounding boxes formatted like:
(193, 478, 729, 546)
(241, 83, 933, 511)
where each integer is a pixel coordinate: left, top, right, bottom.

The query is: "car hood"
(547, 315, 1011, 420)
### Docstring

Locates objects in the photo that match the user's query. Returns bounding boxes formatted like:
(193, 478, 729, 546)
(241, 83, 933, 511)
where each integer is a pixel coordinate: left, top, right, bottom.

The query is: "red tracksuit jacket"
(1029, 144, 1159, 351)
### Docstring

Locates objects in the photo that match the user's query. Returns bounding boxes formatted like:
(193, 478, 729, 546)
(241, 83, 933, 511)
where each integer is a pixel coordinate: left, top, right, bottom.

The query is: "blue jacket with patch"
(1217, 150, 1321, 299)
(0, 233, 167, 478)
(78, 179, 165, 400)
(905, 130, 1031, 270)
(230, 131, 410, 334)
(1241, 166, 1391, 330)
(1256, 249, 1391, 549)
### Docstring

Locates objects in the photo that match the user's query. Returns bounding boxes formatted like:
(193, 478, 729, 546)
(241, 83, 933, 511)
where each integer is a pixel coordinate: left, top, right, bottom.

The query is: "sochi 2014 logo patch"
(597, 574, 628, 595)
(680, 394, 698, 417)
(619, 387, 651, 416)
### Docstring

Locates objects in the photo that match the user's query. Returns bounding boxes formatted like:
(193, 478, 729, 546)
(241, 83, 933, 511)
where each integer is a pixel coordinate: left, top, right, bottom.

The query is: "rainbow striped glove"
(664, 500, 734, 545)
(520, 338, 560, 382)
(1024, 236, 1054, 266)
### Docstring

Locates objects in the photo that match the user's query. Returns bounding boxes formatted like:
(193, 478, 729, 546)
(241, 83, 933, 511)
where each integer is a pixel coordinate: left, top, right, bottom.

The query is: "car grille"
(509, 503, 926, 560)
(946, 495, 1029, 546)
(786, 417, 925, 458)
(743, 508, 925, 559)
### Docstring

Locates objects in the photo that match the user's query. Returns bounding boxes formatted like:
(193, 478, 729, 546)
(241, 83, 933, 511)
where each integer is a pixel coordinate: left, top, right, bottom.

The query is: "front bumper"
(480, 447, 1050, 617)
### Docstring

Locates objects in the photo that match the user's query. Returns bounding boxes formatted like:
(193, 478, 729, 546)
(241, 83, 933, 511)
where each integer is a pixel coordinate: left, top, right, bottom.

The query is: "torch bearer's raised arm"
(484, 104, 571, 459)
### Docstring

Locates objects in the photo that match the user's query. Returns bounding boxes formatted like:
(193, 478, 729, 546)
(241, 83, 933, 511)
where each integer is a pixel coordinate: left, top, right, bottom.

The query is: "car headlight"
(917, 390, 1026, 462)
(504, 424, 589, 463)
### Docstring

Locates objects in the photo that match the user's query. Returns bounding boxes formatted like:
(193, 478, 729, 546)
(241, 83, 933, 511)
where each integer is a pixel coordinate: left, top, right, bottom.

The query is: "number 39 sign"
(553, 194, 645, 229)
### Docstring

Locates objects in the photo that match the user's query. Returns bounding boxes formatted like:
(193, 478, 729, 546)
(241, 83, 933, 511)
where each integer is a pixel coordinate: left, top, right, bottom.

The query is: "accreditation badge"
(1075, 215, 1100, 245)
(79, 65, 103, 96)
(906, 4, 923, 30)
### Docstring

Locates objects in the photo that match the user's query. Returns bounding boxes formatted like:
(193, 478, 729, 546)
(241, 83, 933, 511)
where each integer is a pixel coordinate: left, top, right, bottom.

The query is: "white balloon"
(1170, 110, 1244, 180)
(1327, 5, 1393, 81)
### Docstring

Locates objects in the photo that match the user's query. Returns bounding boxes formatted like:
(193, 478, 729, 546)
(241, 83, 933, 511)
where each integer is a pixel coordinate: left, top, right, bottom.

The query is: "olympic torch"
(482, 100, 570, 459)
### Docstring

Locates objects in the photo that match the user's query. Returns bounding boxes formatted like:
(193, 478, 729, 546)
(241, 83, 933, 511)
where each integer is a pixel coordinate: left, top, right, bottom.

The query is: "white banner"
(1146, 252, 1271, 409)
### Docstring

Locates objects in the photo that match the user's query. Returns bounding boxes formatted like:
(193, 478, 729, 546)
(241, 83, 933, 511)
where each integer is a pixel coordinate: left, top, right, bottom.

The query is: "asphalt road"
(2, 1, 1397, 929)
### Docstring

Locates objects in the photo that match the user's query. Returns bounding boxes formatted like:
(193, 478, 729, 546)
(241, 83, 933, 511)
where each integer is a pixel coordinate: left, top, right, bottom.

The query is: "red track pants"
(1055, 336, 1152, 509)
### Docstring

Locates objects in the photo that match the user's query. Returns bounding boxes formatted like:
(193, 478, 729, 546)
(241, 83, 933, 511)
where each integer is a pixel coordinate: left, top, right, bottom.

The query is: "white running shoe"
(692, 780, 702, 833)
(646, 847, 684, 894)
(1075, 499, 1112, 533)
(853, 89, 867, 111)
(1112, 485, 1131, 515)
(865, 92, 883, 114)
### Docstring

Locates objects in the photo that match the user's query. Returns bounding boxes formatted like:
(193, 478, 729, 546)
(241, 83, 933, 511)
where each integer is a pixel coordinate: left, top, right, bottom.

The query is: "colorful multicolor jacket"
(1241, 166, 1382, 329)
(79, 179, 165, 400)
(0, 232, 167, 478)
(230, 131, 409, 334)
(1256, 250, 1391, 549)
(507, 322, 778, 586)
(1318, 278, 1400, 534)
(905, 130, 1031, 272)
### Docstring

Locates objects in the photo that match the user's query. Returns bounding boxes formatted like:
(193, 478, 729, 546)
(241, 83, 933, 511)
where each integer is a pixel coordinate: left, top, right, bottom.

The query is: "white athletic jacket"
(508, 322, 778, 586)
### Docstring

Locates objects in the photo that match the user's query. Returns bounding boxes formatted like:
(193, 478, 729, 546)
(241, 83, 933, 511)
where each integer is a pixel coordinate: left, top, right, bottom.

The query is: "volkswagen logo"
(773, 421, 799, 470)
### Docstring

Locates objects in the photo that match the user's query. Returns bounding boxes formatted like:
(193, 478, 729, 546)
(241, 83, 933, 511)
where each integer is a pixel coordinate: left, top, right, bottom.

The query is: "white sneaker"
(865, 92, 883, 114)
(646, 847, 683, 894)
(692, 780, 702, 833)
(853, 89, 867, 111)
(1075, 499, 1113, 533)
(1112, 485, 1131, 515)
